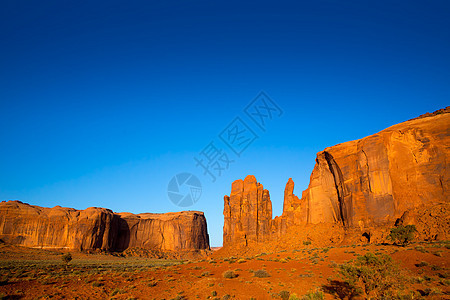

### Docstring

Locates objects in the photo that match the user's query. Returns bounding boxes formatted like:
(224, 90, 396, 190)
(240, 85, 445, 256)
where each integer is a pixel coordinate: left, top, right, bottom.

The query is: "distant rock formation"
(0, 201, 210, 256)
(223, 107, 449, 248)
(115, 211, 209, 252)
(223, 175, 272, 246)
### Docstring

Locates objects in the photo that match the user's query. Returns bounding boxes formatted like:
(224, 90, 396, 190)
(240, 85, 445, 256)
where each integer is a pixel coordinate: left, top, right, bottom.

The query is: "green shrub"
(288, 293, 300, 300)
(301, 290, 324, 300)
(388, 225, 416, 246)
(337, 252, 406, 299)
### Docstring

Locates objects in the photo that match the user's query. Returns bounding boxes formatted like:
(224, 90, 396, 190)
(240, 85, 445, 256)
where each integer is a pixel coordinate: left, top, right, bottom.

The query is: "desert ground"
(0, 241, 448, 299)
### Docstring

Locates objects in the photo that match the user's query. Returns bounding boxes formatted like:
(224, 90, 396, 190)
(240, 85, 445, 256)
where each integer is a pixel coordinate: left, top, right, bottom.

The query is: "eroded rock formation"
(116, 211, 209, 252)
(0, 201, 210, 254)
(223, 175, 272, 247)
(223, 108, 449, 247)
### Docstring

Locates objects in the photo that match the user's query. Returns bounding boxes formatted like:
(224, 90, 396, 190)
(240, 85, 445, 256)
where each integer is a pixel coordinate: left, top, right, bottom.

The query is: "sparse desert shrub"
(337, 252, 406, 299)
(303, 240, 311, 246)
(222, 270, 238, 279)
(440, 278, 450, 286)
(414, 245, 427, 253)
(147, 280, 157, 287)
(278, 290, 290, 300)
(415, 261, 428, 267)
(422, 287, 442, 296)
(433, 251, 443, 257)
(61, 253, 72, 269)
(253, 269, 270, 278)
(110, 288, 124, 296)
(388, 225, 416, 246)
(92, 281, 103, 287)
(301, 289, 323, 300)
(431, 265, 443, 271)
(288, 293, 300, 300)
(423, 275, 434, 281)
(411, 276, 424, 284)
(222, 295, 231, 300)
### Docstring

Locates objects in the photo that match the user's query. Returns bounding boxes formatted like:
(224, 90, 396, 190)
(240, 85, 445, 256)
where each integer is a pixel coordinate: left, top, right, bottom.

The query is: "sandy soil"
(0, 242, 448, 299)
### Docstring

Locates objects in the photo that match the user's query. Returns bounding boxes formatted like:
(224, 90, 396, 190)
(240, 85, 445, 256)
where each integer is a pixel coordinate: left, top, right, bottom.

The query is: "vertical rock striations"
(0, 201, 210, 254)
(115, 211, 209, 252)
(223, 108, 449, 247)
(0, 201, 117, 251)
(223, 175, 272, 246)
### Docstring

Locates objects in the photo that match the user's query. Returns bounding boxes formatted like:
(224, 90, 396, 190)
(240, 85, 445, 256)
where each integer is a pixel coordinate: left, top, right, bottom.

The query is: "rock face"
(223, 108, 449, 247)
(115, 212, 210, 252)
(223, 175, 272, 246)
(0, 201, 210, 253)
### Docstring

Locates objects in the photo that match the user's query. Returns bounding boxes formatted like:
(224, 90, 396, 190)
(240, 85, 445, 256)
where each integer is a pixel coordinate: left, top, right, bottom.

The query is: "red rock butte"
(0, 201, 210, 257)
(223, 107, 449, 250)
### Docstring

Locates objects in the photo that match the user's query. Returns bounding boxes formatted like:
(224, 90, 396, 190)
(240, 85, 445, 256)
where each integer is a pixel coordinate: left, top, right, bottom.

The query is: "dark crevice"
(323, 151, 347, 227)
(360, 149, 372, 193)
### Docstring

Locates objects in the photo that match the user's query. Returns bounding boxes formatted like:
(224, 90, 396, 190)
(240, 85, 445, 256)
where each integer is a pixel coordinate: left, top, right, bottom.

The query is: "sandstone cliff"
(223, 175, 272, 247)
(115, 211, 209, 252)
(0, 201, 210, 255)
(223, 108, 449, 248)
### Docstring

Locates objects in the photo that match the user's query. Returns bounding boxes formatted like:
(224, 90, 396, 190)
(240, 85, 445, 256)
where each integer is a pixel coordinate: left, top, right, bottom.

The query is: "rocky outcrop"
(223, 175, 272, 246)
(0, 201, 116, 251)
(223, 108, 449, 247)
(297, 108, 449, 231)
(115, 211, 209, 252)
(0, 201, 210, 254)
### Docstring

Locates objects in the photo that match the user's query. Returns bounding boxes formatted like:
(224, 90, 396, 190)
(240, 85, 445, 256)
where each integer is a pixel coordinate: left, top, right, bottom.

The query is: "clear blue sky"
(0, 1, 448, 247)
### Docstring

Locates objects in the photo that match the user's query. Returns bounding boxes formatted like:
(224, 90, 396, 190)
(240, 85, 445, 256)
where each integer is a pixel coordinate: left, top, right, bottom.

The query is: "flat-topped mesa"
(116, 211, 209, 252)
(0, 201, 116, 251)
(0, 201, 210, 255)
(223, 108, 449, 248)
(223, 175, 272, 246)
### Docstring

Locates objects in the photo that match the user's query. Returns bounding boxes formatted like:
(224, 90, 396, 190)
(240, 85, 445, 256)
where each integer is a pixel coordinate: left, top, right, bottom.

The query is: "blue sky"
(0, 1, 448, 246)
